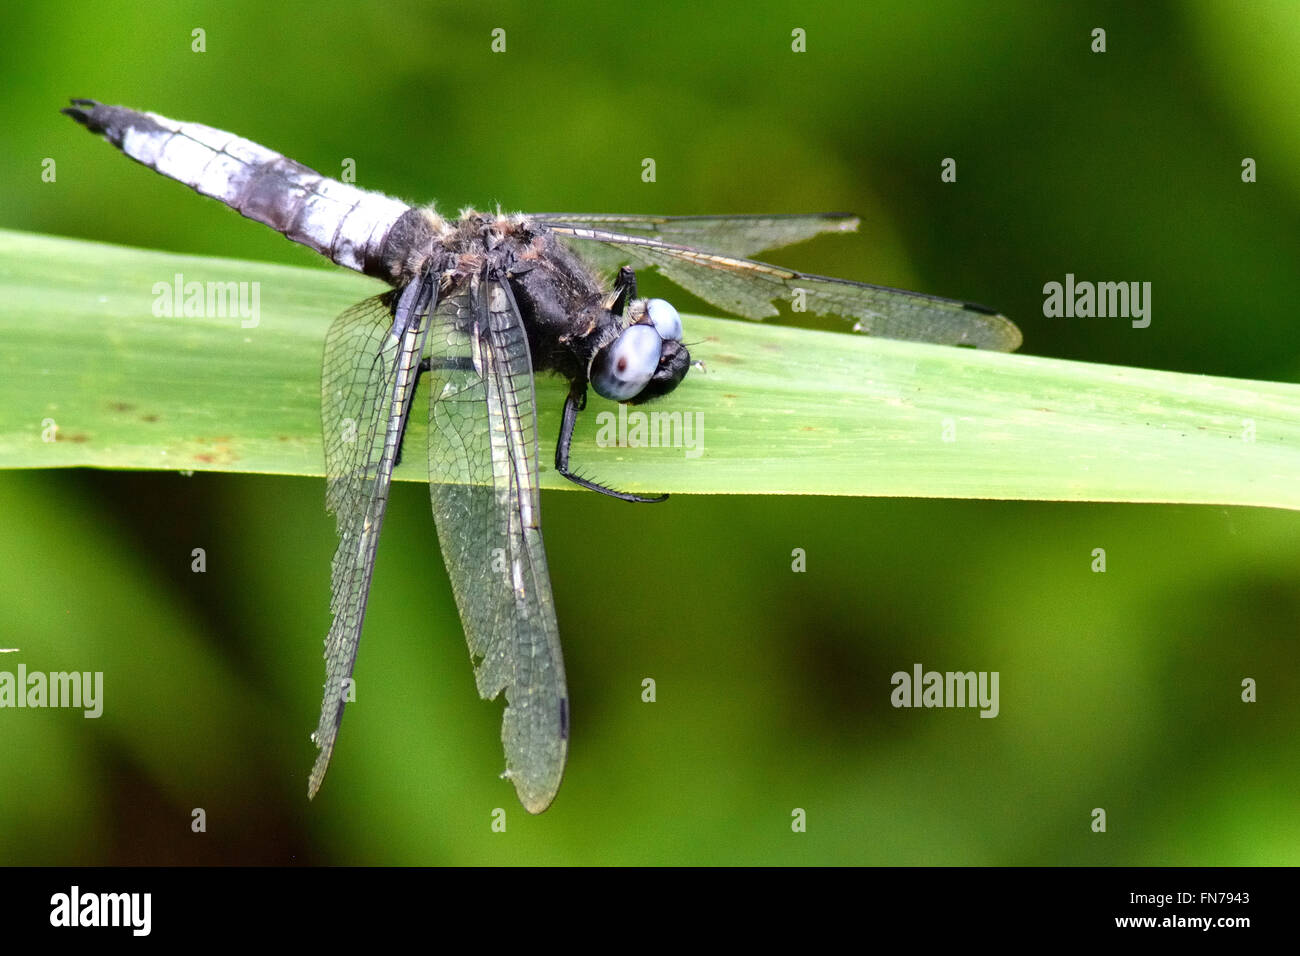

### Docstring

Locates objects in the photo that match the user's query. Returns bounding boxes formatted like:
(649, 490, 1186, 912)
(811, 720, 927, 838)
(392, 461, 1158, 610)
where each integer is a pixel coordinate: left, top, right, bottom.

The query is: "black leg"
(555, 383, 666, 503)
(609, 266, 638, 317)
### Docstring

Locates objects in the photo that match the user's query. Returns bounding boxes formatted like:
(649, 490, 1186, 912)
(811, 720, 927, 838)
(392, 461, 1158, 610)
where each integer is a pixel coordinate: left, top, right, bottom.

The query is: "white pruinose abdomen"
(64, 100, 411, 277)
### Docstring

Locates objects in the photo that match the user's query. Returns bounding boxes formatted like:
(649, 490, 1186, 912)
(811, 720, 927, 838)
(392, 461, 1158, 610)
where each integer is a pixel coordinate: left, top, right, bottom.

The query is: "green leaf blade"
(2, 229, 1297, 510)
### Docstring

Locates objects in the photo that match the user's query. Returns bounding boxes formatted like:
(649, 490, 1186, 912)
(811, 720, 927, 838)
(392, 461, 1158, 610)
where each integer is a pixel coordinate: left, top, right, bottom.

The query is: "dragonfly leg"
(555, 382, 666, 503)
(608, 266, 638, 317)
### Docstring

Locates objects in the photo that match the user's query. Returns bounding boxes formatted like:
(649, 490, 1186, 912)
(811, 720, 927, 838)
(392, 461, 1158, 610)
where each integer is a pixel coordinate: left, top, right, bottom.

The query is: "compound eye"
(590, 324, 663, 401)
(645, 298, 682, 341)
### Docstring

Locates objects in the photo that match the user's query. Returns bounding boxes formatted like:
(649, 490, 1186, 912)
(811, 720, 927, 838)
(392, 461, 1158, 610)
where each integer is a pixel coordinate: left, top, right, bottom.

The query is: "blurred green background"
(2, 0, 1299, 864)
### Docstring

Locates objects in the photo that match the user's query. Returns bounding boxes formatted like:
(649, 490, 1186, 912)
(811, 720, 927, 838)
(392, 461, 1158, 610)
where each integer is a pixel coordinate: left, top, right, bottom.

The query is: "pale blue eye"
(590, 324, 662, 401)
(646, 298, 682, 341)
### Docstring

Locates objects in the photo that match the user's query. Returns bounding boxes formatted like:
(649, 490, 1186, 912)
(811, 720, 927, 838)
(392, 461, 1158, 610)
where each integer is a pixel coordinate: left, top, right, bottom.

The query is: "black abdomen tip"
(61, 98, 104, 131)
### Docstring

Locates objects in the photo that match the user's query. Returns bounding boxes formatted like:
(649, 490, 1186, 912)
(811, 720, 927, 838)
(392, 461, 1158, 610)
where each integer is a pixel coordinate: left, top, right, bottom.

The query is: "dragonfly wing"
(310, 280, 433, 798)
(543, 225, 1021, 351)
(426, 277, 568, 813)
(534, 212, 859, 259)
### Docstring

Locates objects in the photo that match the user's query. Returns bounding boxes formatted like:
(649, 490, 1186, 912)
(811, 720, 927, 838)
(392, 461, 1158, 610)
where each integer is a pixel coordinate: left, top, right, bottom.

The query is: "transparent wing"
(426, 277, 568, 814)
(544, 223, 1022, 351)
(309, 286, 431, 798)
(531, 212, 859, 265)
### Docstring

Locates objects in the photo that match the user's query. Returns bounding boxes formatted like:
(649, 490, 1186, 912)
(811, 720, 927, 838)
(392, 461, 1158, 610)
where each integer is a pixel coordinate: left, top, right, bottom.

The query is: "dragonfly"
(62, 100, 1021, 813)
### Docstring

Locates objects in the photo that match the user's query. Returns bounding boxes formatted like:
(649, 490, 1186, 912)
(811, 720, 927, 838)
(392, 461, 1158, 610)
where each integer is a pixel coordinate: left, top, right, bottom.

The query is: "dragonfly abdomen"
(63, 100, 411, 277)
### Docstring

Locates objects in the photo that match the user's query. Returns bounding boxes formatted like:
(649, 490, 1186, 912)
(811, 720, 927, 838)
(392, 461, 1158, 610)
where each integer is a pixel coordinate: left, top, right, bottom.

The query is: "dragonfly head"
(588, 298, 690, 404)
